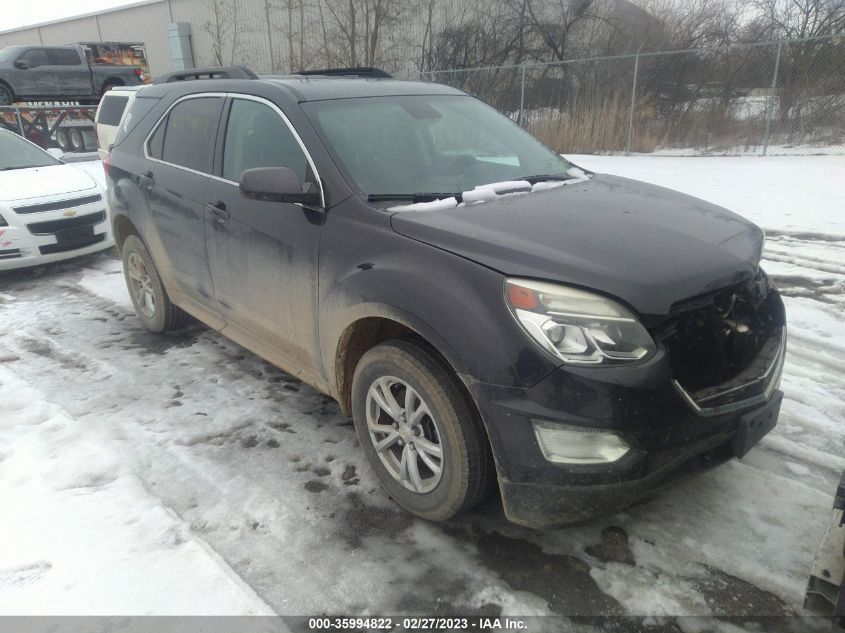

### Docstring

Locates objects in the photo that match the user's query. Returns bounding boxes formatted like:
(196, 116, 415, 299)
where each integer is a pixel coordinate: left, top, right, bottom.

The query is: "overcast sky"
(0, 0, 143, 33)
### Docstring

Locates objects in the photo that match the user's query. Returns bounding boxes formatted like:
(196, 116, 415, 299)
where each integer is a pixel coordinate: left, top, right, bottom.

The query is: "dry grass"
(525, 90, 659, 154)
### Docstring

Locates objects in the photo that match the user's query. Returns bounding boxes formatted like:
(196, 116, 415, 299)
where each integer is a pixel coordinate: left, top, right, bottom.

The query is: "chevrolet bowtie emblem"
(63, 209, 77, 217)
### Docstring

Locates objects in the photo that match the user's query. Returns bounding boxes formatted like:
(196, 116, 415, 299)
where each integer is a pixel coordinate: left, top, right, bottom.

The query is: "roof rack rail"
(153, 65, 258, 84)
(295, 67, 393, 79)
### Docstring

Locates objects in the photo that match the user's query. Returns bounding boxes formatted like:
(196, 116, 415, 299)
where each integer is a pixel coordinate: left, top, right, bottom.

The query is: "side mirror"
(239, 167, 321, 207)
(14, 59, 29, 69)
(46, 147, 65, 160)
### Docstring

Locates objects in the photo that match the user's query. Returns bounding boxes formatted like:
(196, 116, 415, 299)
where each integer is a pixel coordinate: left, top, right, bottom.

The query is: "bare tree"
(750, 0, 845, 138)
(320, 0, 407, 68)
(752, 0, 845, 39)
(203, 0, 230, 65)
(414, 0, 438, 72)
(203, 0, 251, 66)
(523, 0, 599, 61)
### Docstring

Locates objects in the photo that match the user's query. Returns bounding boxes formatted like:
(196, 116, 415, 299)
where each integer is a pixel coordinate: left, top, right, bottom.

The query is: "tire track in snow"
(0, 363, 276, 615)
(755, 233, 845, 493)
(0, 262, 549, 617)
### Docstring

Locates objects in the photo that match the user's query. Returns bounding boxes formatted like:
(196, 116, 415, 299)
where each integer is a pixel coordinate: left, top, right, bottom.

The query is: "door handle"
(138, 172, 154, 190)
(206, 201, 230, 223)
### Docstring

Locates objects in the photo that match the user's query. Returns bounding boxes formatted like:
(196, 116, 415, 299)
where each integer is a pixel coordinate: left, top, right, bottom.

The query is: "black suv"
(106, 67, 786, 528)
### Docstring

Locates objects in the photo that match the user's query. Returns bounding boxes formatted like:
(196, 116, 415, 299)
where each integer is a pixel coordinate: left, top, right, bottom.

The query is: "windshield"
(303, 95, 571, 197)
(0, 131, 61, 171)
(0, 47, 23, 63)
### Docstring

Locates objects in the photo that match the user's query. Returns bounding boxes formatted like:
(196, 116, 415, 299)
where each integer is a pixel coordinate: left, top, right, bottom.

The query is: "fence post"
(14, 106, 24, 136)
(518, 64, 526, 125)
(625, 49, 641, 155)
(762, 40, 783, 157)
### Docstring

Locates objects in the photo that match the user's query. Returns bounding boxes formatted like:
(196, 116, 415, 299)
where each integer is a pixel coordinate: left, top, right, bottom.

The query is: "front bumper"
(468, 327, 786, 529)
(0, 195, 113, 271)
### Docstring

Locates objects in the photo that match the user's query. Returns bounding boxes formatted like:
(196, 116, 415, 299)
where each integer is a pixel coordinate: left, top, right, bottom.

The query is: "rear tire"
(55, 129, 71, 152)
(121, 235, 187, 332)
(351, 339, 492, 522)
(68, 128, 85, 152)
(101, 80, 121, 96)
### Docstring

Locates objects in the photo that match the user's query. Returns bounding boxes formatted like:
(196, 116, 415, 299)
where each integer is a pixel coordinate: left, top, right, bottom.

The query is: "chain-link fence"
(421, 34, 845, 156)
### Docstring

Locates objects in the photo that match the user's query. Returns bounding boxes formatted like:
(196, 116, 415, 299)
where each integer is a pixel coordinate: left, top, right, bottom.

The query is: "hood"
(390, 174, 764, 316)
(0, 164, 99, 202)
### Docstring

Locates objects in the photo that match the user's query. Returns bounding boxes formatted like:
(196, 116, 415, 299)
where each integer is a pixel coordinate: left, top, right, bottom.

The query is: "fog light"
(532, 421, 630, 464)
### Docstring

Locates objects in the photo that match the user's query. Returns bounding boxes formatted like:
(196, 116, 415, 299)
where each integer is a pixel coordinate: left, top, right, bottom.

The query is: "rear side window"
(96, 95, 129, 126)
(149, 97, 222, 173)
(48, 48, 81, 65)
(222, 99, 308, 183)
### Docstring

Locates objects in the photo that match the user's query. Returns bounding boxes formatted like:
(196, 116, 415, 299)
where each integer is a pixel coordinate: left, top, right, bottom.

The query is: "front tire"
(0, 84, 13, 106)
(121, 235, 187, 332)
(351, 339, 492, 522)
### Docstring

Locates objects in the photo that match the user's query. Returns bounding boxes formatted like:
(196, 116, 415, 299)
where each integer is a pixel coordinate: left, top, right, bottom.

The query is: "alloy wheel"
(126, 251, 156, 319)
(366, 376, 444, 493)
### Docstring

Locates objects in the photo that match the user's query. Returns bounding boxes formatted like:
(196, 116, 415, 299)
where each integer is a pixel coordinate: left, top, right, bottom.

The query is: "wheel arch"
(101, 77, 125, 94)
(111, 212, 141, 254)
(332, 310, 471, 417)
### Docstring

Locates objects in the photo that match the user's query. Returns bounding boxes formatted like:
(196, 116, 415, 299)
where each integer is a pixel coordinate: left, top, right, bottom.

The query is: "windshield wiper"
(367, 192, 462, 203)
(518, 173, 575, 184)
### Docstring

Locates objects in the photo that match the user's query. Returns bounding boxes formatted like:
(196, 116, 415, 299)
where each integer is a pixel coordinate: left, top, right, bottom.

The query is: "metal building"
(0, 0, 655, 81)
(0, 0, 432, 78)
(0, 1, 177, 77)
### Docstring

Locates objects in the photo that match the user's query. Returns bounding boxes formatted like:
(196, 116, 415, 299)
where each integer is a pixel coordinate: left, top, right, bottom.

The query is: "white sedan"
(0, 129, 113, 271)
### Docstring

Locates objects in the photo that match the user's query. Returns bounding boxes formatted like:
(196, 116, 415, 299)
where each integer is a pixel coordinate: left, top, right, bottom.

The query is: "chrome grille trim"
(673, 328, 786, 417)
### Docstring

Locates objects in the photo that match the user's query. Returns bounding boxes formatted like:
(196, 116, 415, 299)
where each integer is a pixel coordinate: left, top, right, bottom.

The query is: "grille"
(13, 194, 103, 215)
(656, 270, 785, 393)
(0, 248, 21, 260)
(27, 211, 107, 236)
(39, 234, 105, 255)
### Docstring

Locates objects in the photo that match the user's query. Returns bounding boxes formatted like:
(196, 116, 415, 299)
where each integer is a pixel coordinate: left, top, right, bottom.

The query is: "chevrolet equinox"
(106, 67, 786, 528)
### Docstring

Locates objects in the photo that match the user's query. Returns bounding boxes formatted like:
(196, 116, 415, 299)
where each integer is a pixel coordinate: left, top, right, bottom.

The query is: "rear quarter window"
(48, 48, 82, 65)
(113, 96, 160, 147)
(97, 95, 130, 126)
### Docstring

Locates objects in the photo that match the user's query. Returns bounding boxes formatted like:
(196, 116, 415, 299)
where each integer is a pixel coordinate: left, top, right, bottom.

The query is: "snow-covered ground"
(0, 156, 843, 621)
(570, 154, 845, 238)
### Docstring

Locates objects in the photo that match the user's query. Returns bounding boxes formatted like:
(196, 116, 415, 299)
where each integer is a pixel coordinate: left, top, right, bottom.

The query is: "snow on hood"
(0, 163, 99, 203)
(389, 167, 590, 212)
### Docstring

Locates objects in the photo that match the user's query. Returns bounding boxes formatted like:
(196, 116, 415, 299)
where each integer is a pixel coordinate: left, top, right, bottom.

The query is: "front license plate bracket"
(733, 390, 783, 458)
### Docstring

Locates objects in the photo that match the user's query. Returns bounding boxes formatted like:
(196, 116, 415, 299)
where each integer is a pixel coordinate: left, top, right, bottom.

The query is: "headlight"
(505, 279, 656, 365)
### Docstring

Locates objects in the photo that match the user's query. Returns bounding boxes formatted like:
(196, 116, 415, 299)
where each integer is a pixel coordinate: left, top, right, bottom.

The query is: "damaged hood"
(390, 174, 764, 315)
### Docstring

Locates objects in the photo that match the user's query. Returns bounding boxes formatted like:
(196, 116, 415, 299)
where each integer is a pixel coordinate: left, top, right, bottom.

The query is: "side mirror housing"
(14, 59, 29, 69)
(46, 147, 65, 160)
(239, 167, 321, 207)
